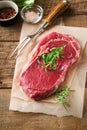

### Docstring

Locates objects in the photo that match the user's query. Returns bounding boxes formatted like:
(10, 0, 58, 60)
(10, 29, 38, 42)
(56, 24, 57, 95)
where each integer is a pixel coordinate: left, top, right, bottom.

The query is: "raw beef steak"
(20, 32, 80, 100)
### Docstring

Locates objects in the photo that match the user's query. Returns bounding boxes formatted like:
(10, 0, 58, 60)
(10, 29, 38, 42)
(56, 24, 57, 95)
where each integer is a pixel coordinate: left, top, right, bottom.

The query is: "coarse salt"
(24, 11, 39, 22)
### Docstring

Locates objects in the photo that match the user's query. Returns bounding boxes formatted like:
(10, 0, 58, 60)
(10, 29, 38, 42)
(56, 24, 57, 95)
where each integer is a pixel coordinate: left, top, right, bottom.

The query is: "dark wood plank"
(64, 1, 87, 15)
(0, 88, 87, 130)
(0, 16, 22, 41)
(43, 0, 87, 17)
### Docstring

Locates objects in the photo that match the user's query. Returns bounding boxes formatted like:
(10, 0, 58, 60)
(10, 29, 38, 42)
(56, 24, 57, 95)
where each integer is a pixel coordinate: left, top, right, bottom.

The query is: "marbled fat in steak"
(20, 32, 80, 100)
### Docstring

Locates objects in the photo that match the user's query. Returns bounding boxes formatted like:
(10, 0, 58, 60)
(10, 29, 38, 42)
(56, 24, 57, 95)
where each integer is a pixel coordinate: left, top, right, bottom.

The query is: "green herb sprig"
(13, 0, 44, 8)
(13, 0, 35, 8)
(38, 45, 65, 73)
(56, 86, 75, 110)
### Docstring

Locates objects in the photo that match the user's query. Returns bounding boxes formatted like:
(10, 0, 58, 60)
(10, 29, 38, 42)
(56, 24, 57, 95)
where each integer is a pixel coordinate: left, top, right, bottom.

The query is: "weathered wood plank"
(0, 16, 22, 41)
(0, 88, 87, 130)
(43, 0, 87, 17)
(0, 42, 17, 88)
(0, 0, 87, 41)
(65, 1, 87, 15)
(0, 15, 87, 42)
(63, 15, 87, 27)
(0, 19, 87, 89)
(0, 1, 87, 130)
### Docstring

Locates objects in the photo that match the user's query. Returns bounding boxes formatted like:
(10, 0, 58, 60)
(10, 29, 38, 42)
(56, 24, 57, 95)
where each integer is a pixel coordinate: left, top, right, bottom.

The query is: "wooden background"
(0, 0, 87, 130)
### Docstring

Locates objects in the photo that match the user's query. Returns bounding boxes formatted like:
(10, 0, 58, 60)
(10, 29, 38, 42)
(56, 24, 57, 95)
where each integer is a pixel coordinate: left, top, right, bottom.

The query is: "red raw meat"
(20, 32, 80, 100)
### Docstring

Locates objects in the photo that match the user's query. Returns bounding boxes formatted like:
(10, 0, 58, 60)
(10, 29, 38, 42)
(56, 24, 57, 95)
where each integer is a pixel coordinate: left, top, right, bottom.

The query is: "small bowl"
(0, 1, 18, 26)
(21, 4, 43, 24)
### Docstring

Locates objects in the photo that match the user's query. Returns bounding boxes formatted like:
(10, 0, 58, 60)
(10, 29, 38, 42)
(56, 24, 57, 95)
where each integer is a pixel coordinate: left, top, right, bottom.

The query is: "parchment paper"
(9, 22, 87, 118)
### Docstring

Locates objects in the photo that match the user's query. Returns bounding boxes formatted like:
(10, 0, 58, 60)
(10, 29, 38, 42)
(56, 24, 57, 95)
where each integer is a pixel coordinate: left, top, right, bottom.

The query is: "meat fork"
(10, 22, 47, 58)
(10, 0, 70, 58)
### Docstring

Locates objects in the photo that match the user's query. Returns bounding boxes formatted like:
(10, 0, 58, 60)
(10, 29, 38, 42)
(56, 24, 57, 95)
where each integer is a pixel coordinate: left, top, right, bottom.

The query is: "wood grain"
(0, 0, 87, 129)
(0, 17, 22, 41)
(0, 89, 87, 130)
(0, 42, 17, 88)
(43, 0, 87, 17)
(0, 0, 87, 42)
(63, 15, 87, 27)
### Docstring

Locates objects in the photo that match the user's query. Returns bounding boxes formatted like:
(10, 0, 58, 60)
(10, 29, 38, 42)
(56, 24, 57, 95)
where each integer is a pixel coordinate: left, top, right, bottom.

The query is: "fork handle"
(44, 0, 70, 24)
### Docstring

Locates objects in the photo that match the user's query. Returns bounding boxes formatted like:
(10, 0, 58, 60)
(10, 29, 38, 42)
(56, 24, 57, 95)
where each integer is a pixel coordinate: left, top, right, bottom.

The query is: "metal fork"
(10, 0, 70, 58)
(10, 22, 47, 58)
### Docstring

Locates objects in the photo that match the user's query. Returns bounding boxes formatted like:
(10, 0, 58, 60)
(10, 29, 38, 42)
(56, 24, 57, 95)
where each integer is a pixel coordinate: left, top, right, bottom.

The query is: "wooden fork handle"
(44, 0, 70, 24)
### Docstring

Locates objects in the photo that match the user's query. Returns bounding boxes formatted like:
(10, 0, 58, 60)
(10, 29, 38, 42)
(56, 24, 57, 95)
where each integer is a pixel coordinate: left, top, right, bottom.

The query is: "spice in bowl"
(0, 1, 18, 26)
(21, 4, 43, 24)
(0, 7, 16, 20)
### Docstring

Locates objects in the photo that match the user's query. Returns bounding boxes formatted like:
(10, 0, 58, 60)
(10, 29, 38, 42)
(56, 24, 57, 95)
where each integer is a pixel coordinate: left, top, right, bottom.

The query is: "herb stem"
(55, 86, 75, 110)
(38, 45, 65, 73)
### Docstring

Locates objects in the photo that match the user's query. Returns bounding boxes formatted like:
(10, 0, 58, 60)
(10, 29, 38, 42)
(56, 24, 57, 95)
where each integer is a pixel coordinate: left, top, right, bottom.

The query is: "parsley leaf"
(38, 45, 65, 73)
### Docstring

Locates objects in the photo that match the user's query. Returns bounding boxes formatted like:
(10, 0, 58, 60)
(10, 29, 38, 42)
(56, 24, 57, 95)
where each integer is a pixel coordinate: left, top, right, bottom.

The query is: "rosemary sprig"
(55, 86, 75, 110)
(38, 45, 65, 73)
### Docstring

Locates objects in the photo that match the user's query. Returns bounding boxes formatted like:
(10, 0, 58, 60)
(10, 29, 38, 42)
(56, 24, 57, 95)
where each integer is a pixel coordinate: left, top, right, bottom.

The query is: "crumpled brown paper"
(9, 22, 87, 118)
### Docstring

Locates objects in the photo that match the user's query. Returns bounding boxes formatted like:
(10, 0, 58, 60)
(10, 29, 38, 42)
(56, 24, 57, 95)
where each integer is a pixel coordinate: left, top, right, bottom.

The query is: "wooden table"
(0, 0, 87, 130)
